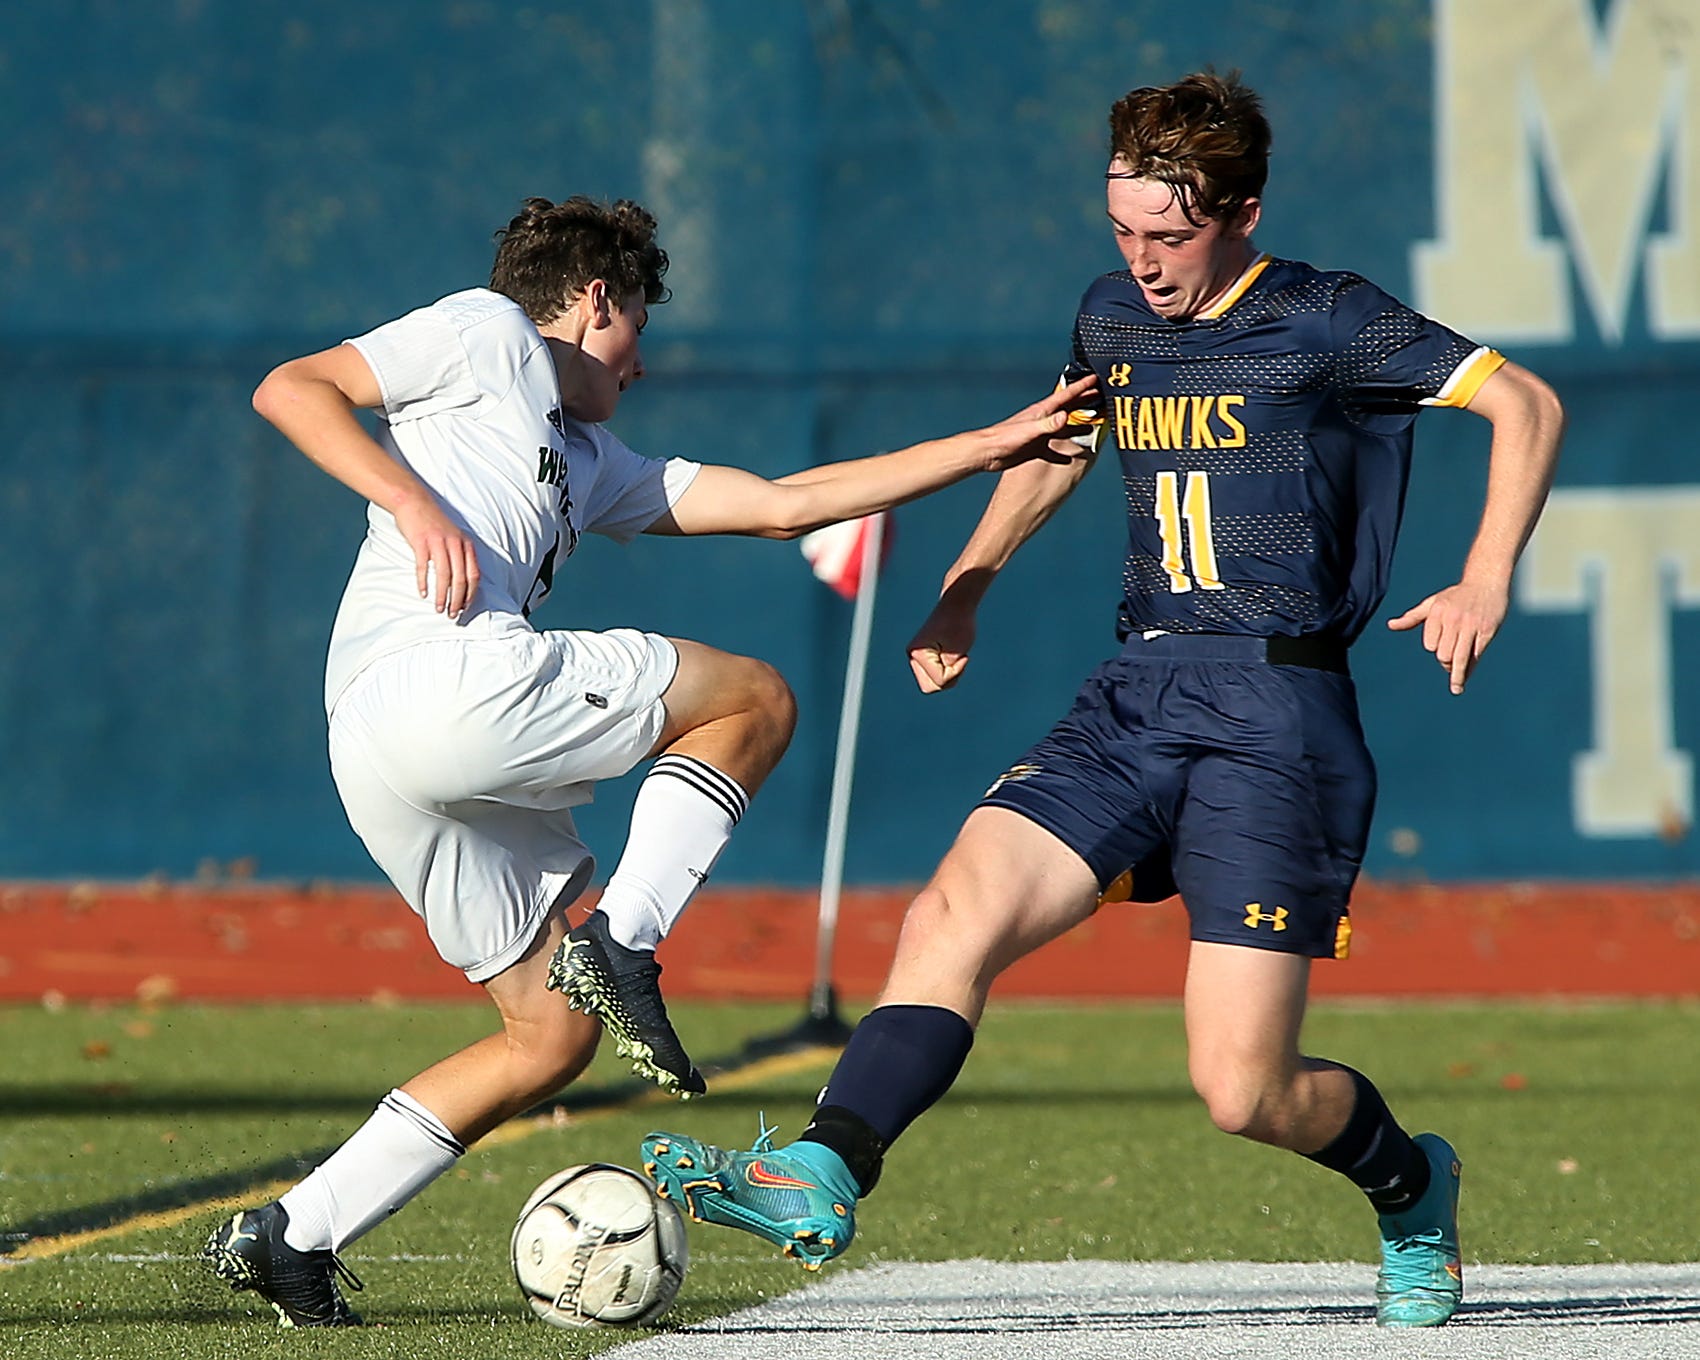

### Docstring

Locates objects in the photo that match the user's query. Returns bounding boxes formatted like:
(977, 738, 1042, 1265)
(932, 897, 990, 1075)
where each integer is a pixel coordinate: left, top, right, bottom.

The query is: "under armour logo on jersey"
(584, 692, 608, 709)
(1108, 363, 1133, 386)
(1243, 903, 1289, 931)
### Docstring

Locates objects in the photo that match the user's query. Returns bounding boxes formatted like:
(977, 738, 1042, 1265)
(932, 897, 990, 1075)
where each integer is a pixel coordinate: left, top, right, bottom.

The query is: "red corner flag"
(800, 512, 892, 600)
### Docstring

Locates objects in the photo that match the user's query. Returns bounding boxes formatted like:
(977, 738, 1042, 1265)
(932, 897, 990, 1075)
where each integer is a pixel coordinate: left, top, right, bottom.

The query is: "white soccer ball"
(510, 1162, 688, 1329)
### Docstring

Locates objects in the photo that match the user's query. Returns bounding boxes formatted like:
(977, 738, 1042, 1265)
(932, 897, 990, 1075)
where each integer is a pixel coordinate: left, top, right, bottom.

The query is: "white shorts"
(327, 627, 679, 983)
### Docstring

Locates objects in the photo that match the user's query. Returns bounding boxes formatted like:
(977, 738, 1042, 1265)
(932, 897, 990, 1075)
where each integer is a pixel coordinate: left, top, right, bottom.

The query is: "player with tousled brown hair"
(199, 192, 1094, 1328)
(646, 70, 1564, 1330)
(489, 197, 674, 322)
(1107, 71, 1272, 223)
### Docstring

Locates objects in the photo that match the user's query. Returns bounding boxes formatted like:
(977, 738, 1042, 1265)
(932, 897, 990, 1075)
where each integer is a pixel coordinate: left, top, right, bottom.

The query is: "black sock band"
(647, 753, 748, 824)
(1302, 1066, 1431, 1215)
(798, 1105, 888, 1194)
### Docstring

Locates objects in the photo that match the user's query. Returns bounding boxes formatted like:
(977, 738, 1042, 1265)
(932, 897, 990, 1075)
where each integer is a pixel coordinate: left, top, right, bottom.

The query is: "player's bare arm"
(645, 374, 1097, 540)
(909, 449, 1096, 693)
(252, 344, 482, 617)
(1387, 359, 1565, 694)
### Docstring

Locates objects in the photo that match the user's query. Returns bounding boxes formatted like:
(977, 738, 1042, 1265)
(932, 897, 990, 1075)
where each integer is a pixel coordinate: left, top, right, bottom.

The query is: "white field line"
(609, 1259, 1700, 1360)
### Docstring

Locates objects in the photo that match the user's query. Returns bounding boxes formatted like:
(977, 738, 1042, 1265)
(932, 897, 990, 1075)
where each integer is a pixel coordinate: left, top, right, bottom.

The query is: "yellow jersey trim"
(1196, 254, 1272, 321)
(1424, 346, 1506, 410)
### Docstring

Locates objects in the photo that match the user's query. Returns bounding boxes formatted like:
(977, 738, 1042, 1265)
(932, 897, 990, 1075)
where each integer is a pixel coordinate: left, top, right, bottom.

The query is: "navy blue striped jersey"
(1063, 254, 1504, 646)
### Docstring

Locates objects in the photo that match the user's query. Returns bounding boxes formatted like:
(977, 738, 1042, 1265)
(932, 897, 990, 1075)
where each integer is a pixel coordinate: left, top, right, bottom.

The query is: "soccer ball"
(510, 1162, 688, 1329)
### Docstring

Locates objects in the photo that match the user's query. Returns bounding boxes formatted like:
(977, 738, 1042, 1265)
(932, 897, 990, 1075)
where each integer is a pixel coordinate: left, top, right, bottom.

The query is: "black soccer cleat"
(546, 910, 707, 1098)
(203, 1202, 364, 1328)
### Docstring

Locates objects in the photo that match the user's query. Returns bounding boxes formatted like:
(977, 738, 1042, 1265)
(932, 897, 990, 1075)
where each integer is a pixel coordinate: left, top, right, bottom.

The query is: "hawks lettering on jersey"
(1066, 254, 1504, 646)
(1105, 394, 1248, 450)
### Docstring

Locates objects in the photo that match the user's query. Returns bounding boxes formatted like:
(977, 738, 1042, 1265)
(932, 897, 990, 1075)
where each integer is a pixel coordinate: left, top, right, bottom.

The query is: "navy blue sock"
(797, 1004, 974, 1193)
(1302, 1065, 1431, 1215)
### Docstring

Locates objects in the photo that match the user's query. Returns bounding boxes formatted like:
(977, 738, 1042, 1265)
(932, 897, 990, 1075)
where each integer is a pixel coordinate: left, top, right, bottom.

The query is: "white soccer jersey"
(324, 288, 700, 710)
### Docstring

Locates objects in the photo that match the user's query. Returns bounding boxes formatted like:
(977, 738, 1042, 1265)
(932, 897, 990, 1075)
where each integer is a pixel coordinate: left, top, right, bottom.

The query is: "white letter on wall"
(1518, 488, 1700, 836)
(1415, 0, 1699, 343)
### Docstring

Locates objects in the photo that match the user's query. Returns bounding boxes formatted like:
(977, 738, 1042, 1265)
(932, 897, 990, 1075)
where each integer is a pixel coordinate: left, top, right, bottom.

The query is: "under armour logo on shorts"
(584, 692, 608, 709)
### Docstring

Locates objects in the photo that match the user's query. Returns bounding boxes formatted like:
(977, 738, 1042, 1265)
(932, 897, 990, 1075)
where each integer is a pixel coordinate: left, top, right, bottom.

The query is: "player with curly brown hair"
(200, 193, 1094, 1328)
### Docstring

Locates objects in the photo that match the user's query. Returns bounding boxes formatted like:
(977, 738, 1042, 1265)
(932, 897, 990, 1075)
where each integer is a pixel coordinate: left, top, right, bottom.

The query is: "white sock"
(278, 1088, 465, 1252)
(597, 753, 749, 951)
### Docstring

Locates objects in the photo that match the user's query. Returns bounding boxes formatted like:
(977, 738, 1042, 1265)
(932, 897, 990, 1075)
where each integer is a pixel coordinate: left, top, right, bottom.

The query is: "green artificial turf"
(3, 997, 1696, 1358)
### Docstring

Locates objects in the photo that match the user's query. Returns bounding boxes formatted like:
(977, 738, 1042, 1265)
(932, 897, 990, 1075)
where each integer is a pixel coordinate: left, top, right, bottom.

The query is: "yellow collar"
(1195, 253, 1272, 321)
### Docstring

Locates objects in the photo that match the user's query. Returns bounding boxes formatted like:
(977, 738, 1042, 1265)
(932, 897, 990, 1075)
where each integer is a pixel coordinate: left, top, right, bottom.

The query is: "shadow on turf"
(0, 1075, 1195, 1121)
(0, 1151, 331, 1250)
(3, 1033, 1196, 1259)
(706, 1295, 1700, 1333)
(1457, 1295, 1700, 1327)
(10, 1292, 1700, 1333)
(2, 1057, 810, 1254)
(0, 1086, 391, 1117)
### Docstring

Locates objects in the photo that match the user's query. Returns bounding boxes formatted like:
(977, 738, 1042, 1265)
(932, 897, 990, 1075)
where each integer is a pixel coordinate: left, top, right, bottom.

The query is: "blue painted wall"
(2, 1, 1695, 884)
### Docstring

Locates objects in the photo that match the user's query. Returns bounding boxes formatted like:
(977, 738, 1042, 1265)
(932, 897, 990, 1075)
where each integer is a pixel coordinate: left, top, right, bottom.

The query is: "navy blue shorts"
(980, 632, 1375, 959)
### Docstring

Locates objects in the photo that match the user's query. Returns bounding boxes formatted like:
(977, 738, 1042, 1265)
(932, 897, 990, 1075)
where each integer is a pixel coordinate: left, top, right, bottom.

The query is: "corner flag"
(800, 512, 893, 601)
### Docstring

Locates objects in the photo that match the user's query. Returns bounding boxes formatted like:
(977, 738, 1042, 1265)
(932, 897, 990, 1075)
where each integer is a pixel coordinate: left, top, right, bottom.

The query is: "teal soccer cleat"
(641, 1121, 860, 1270)
(1375, 1132, 1463, 1327)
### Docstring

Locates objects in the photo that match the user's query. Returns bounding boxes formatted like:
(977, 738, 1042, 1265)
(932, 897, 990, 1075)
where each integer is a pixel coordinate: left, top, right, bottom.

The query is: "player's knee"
(1196, 1085, 1264, 1139)
(745, 657, 797, 745)
(897, 883, 999, 974)
(721, 656, 796, 773)
(1191, 1068, 1284, 1142)
(901, 883, 960, 942)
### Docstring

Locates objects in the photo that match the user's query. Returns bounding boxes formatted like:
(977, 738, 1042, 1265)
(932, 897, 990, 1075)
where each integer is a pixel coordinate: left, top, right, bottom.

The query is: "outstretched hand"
(394, 496, 481, 618)
(981, 373, 1100, 471)
(1386, 578, 1509, 695)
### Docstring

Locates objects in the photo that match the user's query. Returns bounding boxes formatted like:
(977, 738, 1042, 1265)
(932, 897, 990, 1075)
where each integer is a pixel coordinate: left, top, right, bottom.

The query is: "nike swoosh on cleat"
(745, 1161, 818, 1190)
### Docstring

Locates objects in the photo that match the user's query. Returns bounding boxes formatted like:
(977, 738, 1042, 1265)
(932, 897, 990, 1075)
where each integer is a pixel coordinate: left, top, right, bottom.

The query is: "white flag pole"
(808, 512, 883, 1023)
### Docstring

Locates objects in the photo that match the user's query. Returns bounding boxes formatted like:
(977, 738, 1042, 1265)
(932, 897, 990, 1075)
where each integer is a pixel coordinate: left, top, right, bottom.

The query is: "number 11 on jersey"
(1154, 469, 1223, 593)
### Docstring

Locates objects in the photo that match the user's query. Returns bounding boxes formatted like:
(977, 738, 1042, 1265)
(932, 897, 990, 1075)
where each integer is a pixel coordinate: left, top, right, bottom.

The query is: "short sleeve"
(578, 426, 702, 542)
(1329, 275, 1505, 427)
(346, 306, 481, 423)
